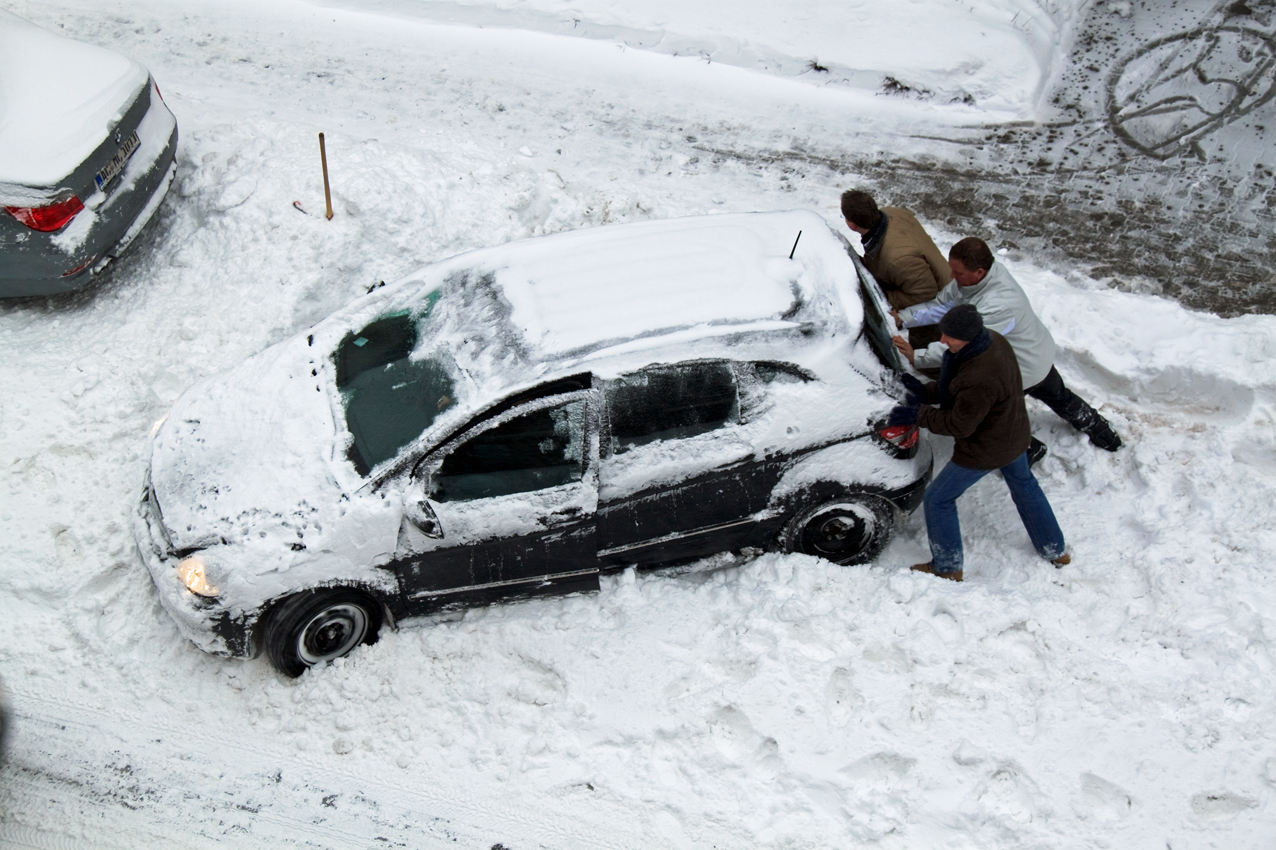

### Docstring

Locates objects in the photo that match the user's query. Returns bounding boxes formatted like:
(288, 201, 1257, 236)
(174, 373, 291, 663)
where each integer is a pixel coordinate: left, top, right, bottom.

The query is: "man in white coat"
(891, 237, 1122, 457)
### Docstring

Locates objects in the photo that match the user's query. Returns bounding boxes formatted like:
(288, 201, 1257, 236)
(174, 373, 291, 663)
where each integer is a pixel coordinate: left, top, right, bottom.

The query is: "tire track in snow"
(2, 683, 650, 850)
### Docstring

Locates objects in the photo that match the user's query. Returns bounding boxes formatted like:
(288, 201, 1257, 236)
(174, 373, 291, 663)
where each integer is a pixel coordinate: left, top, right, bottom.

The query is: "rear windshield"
(854, 261, 904, 372)
(336, 311, 455, 475)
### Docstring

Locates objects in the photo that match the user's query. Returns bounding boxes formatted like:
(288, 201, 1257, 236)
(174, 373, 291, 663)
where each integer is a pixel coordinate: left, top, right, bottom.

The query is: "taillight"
(153, 80, 164, 101)
(5, 190, 85, 232)
(878, 424, 919, 450)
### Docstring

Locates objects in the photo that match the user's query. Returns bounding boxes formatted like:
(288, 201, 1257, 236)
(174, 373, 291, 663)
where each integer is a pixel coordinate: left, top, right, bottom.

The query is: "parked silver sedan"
(0, 10, 178, 297)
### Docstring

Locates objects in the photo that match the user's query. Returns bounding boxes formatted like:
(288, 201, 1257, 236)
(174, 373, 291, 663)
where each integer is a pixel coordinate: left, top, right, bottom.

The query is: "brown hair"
(948, 236, 995, 273)
(839, 190, 882, 230)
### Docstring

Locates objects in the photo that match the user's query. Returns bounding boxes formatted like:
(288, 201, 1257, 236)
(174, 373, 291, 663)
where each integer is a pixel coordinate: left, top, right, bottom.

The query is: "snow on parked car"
(0, 9, 178, 297)
(134, 210, 932, 676)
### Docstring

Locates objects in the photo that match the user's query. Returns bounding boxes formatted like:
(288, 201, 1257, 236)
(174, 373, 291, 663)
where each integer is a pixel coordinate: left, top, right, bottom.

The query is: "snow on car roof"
(0, 10, 149, 187)
(489, 210, 854, 358)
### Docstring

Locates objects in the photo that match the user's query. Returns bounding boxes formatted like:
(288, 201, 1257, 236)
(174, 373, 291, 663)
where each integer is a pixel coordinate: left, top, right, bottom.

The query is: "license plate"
(94, 131, 141, 191)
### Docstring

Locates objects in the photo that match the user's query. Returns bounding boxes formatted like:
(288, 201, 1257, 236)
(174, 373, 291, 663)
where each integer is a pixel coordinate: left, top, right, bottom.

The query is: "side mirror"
(404, 496, 444, 539)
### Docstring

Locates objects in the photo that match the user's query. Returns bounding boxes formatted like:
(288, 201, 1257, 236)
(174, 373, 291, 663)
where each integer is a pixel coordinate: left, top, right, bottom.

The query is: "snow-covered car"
(134, 210, 931, 676)
(0, 11, 178, 297)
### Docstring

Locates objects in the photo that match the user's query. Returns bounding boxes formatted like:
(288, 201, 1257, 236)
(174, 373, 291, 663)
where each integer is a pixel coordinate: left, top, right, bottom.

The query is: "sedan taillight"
(5, 191, 85, 232)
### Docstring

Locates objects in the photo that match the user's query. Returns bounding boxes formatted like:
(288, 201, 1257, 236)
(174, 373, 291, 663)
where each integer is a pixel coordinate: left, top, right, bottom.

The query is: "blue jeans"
(923, 452, 1066, 575)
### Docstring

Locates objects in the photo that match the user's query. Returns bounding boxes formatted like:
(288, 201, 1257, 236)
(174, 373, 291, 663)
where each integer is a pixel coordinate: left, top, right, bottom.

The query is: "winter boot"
(910, 562, 963, 582)
(1085, 419, 1122, 452)
(1027, 437, 1048, 468)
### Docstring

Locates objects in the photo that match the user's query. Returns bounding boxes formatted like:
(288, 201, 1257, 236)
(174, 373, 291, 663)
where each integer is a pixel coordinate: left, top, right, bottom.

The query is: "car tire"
(783, 494, 894, 565)
(263, 589, 383, 677)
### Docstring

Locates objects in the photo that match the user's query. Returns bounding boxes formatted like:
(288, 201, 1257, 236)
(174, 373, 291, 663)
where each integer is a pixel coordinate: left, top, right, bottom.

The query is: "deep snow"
(1, 0, 1274, 848)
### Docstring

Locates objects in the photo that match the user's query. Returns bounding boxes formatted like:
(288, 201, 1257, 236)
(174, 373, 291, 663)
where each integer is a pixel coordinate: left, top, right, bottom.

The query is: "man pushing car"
(891, 236, 1122, 463)
(889, 304, 1070, 582)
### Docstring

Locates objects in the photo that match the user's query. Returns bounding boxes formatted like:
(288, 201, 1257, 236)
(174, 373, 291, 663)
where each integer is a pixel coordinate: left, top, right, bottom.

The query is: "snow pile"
(321, 0, 1087, 115)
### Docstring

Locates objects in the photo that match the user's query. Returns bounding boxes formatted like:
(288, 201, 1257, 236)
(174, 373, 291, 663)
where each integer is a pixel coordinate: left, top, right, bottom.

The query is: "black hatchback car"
(134, 211, 931, 676)
(0, 10, 178, 296)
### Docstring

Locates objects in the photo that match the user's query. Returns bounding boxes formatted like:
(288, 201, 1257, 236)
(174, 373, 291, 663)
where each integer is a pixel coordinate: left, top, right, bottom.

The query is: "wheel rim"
(799, 503, 878, 562)
(296, 603, 369, 665)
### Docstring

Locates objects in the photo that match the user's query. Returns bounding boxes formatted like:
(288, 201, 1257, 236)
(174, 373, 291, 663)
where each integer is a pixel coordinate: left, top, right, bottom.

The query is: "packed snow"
(1, 0, 1273, 848)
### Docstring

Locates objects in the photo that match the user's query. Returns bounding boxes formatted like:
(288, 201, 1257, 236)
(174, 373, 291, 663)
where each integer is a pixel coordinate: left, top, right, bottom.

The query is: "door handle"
(547, 507, 584, 525)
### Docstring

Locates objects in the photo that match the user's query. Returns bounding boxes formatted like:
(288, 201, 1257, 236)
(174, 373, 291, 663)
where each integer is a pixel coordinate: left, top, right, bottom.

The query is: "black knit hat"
(939, 304, 984, 341)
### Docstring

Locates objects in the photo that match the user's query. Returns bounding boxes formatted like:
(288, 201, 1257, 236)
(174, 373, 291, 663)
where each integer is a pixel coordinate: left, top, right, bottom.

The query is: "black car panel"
(395, 393, 599, 614)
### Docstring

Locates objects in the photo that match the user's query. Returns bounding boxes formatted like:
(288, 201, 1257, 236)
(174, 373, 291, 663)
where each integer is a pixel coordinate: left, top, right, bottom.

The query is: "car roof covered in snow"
(367, 209, 867, 384)
(0, 10, 149, 187)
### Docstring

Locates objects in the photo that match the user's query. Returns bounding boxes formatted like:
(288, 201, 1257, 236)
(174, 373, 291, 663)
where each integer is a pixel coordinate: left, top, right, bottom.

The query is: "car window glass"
(605, 363, 739, 455)
(854, 260, 904, 371)
(337, 310, 455, 476)
(736, 361, 809, 419)
(430, 400, 585, 502)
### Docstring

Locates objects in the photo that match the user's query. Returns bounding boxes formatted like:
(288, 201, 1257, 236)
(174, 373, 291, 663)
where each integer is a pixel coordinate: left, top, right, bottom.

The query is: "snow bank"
(315, 0, 1088, 115)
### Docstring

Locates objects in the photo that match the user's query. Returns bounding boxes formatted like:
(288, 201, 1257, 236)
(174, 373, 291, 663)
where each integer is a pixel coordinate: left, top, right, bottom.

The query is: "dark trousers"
(1025, 366, 1101, 433)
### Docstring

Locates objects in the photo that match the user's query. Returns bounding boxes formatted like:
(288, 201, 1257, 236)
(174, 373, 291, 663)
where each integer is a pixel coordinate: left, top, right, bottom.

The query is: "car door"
(597, 361, 778, 570)
(394, 388, 600, 613)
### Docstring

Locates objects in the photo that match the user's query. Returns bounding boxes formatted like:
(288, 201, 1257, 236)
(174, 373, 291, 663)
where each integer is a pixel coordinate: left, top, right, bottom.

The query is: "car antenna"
(789, 230, 802, 259)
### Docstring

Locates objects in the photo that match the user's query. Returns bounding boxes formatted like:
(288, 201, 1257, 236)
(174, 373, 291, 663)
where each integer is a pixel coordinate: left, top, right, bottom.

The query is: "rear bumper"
(885, 455, 932, 514)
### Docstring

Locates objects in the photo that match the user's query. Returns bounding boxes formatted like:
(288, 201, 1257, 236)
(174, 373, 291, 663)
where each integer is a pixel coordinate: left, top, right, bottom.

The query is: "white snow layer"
(0, 9, 149, 186)
(0, 0, 1273, 848)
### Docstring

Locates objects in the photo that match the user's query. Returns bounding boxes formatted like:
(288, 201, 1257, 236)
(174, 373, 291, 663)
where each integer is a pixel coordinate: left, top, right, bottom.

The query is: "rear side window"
(337, 312, 455, 476)
(430, 400, 585, 502)
(605, 362, 739, 455)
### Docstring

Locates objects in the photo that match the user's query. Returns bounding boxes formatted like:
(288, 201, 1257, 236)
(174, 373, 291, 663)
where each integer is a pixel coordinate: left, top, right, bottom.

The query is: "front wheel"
(783, 495, 894, 565)
(263, 589, 383, 677)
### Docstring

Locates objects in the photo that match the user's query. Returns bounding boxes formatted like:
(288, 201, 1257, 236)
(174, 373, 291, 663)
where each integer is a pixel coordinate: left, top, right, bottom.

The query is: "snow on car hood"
(148, 336, 341, 551)
(0, 10, 149, 188)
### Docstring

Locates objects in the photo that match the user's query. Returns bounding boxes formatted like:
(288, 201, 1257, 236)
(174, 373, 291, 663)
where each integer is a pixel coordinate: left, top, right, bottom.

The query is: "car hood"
(0, 10, 149, 188)
(149, 337, 345, 552)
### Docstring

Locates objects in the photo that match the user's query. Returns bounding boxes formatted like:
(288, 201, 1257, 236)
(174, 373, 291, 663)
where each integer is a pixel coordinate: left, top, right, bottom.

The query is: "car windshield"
(336, 310, 455, 476)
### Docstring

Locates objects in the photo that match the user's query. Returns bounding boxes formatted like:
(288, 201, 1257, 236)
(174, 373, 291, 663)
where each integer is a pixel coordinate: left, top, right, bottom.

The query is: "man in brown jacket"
(841, 189, 949, 349)
(888, 304, 1068, 581)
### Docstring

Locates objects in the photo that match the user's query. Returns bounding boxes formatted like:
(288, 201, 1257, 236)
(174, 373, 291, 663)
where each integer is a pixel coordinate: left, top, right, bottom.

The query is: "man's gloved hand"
(888, 403, 919, 426)
(900, 373, 927, 398)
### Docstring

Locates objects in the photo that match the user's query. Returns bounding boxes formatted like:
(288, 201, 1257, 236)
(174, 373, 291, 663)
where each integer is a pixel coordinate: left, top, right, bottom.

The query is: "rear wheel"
(784, 495, 894, 565)
(263, 589, 382, 677)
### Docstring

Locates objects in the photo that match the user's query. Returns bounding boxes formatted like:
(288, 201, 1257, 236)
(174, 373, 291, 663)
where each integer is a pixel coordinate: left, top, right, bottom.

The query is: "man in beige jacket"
(841, 189, 949, 350)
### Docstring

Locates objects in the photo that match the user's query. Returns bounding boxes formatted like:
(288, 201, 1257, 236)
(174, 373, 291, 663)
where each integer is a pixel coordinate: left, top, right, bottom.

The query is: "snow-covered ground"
(1, 0, 1274, 847)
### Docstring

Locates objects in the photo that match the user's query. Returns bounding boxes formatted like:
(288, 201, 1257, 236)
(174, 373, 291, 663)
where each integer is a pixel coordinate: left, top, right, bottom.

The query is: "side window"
(605, 362, 739, 455)
(430, 400, 585, 502)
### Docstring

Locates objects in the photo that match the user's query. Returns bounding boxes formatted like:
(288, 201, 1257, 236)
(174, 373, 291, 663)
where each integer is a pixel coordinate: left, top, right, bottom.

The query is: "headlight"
(176, 556, 219, 597)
